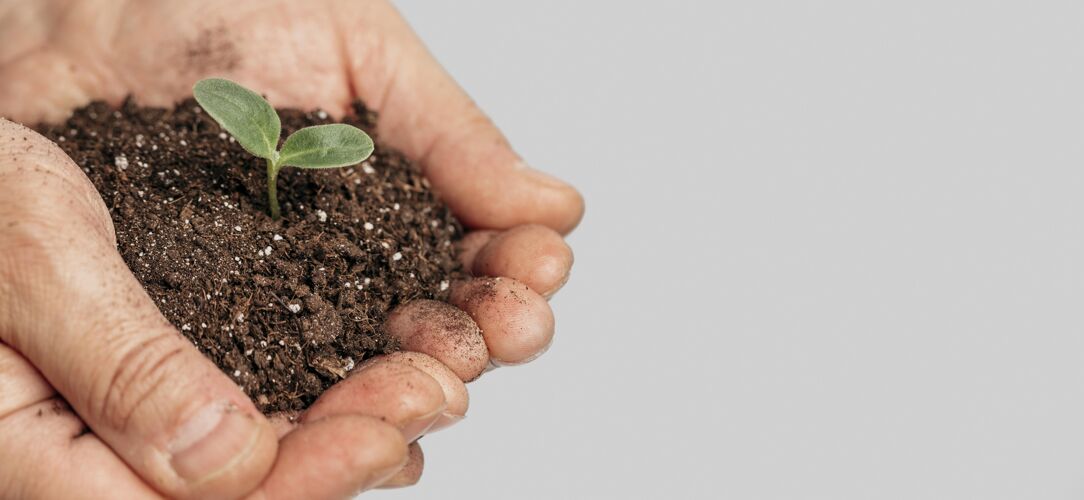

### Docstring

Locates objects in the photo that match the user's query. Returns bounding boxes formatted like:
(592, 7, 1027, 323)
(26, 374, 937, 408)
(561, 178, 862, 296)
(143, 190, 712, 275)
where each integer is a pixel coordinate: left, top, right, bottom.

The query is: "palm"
(6, 0, 394, 136)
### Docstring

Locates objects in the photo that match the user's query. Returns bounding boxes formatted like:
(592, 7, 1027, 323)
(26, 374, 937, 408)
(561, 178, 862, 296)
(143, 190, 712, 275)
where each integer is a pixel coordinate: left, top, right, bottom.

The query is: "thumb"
(336, 1, 585, 234)
(0, 119, 276, 499)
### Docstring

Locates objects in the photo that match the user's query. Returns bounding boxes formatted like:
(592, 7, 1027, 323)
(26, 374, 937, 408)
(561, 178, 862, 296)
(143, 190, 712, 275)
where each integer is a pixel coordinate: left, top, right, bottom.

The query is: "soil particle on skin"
(395, 300, 487, 374)
(461, 277, 502, 306)
(39, 98, 464, 413)
(409, 300, 479, 338)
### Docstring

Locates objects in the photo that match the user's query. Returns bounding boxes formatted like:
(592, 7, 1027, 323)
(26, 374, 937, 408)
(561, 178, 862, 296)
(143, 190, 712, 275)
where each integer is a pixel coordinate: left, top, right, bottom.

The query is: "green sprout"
(193, 78, 374, 219)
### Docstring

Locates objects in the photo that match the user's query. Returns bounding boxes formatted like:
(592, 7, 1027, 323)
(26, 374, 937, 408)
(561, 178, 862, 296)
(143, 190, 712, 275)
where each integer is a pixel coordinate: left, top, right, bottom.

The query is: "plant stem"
(266, 158, 281, 220)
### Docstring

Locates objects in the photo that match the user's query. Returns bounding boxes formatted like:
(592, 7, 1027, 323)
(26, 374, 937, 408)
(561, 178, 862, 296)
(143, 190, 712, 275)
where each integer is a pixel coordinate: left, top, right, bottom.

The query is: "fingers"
(0, 343, 54, 422)
(450, 278, 556, 366)
(384, 276, 556, 372)
(335, 0, 585, 234)
(377, 442, 424, 489)
(0, 344, 159, 498)
(285, 355, 454, 494)
(383, 300, 489, 382)
(0, 398, 162, 499)
(379, 351, 469, 432)
(456, 230, 500, 270)
(0, 121, 276, 499)
(304, 359, 447, 442)
(0, 332, 413, 500)
(470, 225, 574, 297)
(250, 415, 408, 499)
(447, 225, 573, 367)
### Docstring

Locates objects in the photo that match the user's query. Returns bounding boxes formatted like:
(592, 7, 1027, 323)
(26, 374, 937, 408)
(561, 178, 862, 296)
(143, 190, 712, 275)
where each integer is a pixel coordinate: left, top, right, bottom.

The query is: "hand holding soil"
(0, 1, 582, 498)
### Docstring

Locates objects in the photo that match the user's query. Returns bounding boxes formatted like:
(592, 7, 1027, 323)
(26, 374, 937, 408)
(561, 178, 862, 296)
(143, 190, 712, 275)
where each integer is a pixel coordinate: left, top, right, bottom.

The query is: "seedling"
(193, 78, 374, 219)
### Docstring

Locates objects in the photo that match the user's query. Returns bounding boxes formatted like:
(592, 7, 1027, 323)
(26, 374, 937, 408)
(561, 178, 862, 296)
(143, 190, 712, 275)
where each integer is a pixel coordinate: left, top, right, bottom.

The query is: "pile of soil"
(38, 99, 464, 413)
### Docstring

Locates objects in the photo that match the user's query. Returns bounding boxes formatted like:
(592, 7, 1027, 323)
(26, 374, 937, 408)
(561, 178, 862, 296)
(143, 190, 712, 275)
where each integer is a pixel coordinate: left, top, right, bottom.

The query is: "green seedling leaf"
(193, 78, 281, 160)
(279, 124, 374, 169)
(192, 77, 376, 220)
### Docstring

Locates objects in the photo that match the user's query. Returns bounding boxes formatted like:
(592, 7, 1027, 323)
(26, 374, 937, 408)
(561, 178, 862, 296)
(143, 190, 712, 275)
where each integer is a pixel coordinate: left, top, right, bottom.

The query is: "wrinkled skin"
(0, 1, 582, 498)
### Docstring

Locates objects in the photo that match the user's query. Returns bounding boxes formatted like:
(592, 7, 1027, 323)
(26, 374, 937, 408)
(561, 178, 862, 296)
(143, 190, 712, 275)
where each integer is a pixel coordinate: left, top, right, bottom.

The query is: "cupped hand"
(0, 0, 581, 498)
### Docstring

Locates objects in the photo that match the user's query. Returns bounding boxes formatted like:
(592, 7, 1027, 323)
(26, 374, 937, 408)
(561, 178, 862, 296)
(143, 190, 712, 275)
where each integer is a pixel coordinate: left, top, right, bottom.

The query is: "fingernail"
(168, 401, 262, 483)
(427, 412, 465, 433)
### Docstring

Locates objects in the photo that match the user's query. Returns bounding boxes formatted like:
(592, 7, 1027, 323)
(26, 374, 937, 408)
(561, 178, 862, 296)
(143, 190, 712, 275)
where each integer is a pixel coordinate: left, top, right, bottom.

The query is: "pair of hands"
(0, 1, 582, 498)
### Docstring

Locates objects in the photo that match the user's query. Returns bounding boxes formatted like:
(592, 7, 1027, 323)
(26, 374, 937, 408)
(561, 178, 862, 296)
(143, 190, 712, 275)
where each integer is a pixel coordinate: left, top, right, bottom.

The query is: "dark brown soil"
(38, 98, 464, 414)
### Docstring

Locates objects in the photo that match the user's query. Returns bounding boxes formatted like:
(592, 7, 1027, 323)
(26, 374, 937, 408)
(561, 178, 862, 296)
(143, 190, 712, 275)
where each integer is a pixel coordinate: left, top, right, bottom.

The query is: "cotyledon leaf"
(193, 78, 281, 160)
(278, 124, 374, 169)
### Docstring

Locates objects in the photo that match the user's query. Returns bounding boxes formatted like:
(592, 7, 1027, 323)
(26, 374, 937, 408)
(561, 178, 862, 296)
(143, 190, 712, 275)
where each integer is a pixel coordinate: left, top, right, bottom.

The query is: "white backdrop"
(373, 1, 1084, 498)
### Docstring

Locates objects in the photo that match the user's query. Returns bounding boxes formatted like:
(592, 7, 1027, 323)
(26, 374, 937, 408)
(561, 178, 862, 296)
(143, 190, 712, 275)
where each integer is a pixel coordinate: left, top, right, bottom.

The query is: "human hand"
(0, 0, 581, 498)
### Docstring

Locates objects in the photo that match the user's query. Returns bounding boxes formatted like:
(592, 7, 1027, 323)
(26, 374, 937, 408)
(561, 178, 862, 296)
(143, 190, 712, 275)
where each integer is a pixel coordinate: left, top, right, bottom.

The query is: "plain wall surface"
(373, 1, 1084, 498)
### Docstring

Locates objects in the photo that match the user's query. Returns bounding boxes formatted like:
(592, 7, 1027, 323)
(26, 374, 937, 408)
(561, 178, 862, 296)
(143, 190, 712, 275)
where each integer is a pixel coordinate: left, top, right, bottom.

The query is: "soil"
(38, 98, 464, 414)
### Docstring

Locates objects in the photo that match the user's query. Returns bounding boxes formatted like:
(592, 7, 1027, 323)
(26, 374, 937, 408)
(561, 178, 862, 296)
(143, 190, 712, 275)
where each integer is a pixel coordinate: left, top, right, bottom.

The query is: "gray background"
(375, 1, 1084, 498)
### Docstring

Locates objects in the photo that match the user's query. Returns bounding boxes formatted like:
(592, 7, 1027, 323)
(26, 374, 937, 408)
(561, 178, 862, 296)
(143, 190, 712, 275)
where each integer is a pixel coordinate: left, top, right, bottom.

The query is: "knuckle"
(91, 329, 188, 433)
